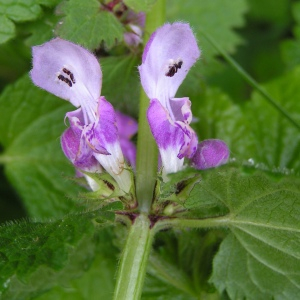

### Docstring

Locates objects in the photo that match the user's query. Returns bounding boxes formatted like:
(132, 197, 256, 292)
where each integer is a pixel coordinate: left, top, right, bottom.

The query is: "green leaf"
(281, 39, 300, 70)
(57, 0, 124, 50)
(247, 0, 291, 25)
(211, 232, 300, 300)
(0, 39, 30, 84)
(0, 165, 26, 223)
(0, 75, 84, 219)
(123, 0, 156, 12)
(37, 0, 61, 6)
(142, 275, 196, 300)
(32, 226, 118, 300)
(101, 55, 140, 117)
(154, 168, 201, 209)
(34, 252, 116, 300)
(0, 15, 15, 44)
(0, 0, 44, 44)
(143, 230, 223, 299)
(0, 209, 114, 300)
(182, 164, 300, 299)
(1, 0, 41, 22)
(190, 87, 255, 162)
(245, 66, 300, 172)
(281, 2, 300, 69)
(188, 67, 300, 173)
(25, 13, 60, 47)
(166, 0, 248, 60)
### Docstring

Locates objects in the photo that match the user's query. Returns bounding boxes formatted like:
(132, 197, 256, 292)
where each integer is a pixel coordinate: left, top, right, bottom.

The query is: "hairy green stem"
(113, 3, 166, 299)
(113, 214, 154, 300)
(200, 30, 300, 131)
(136, 0, 166, 213)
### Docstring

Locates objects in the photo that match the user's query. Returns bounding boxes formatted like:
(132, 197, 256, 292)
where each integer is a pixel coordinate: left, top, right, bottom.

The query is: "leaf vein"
(229, 219, 300, 233)
(233, 231, 300, 290)
(233, 225, 300, 260)
(232, 188, 300, 217)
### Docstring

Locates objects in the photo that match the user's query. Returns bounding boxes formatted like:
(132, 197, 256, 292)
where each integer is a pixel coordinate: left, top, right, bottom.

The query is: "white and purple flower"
(139, 23, 229, 177)
(30, 38, 132, 193)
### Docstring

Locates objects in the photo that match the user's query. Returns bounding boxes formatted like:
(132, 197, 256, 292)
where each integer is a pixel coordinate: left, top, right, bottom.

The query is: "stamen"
(70, 73, 75, 84)
(58, 74, 72, 87)
(57, 67, 76, 87)
(63, 67, 76, 84)
(177, 60, 183, 69)
(166, 66, 177, 77)
(165, 59, 183, 77)
(62, 67, 71, 75)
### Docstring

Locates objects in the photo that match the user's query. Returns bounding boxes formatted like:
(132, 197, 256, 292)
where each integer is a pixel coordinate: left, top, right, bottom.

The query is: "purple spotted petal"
(169, 97, 191, 122)
(148, 99, 182, 150)
(92, 96, 118, 145)
(176, 121, 198, 159)
(81, 96, 118, 155)
(191, 139, 230, 170)
(83, 97, 132, 193)
(83, 123, 110, 155)
(139, 23, 200, 110)
(148, 99, 197, 175)
(30, 38, 101, 116)
(147, 99, 184, 174)
(61, 109, 99, 171)
(62, 110, 102, 192)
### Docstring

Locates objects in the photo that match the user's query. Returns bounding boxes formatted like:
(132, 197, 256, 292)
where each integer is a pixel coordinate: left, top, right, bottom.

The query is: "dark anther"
(165, 60, 183, 77)
(70, 73, 75, 84)
(63, 67, 71, 75)
(165, 66, 176, 77)
(58, 74, 72, 87)
(63, 68, 76, 84)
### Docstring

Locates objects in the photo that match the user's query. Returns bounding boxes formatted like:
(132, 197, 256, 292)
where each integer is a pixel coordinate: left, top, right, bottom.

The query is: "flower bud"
(191, 139, 229, 170)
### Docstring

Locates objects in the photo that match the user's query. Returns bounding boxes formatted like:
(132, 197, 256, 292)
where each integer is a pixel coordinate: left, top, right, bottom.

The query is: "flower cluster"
(30, 22, 229, 197)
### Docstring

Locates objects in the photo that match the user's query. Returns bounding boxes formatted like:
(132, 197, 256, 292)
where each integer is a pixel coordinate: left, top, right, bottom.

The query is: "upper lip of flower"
(30, 38, 102, 125)
(138, 22, 201, 114)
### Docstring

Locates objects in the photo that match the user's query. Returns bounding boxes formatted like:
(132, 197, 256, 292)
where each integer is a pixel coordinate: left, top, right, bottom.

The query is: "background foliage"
(0, 0, 300, 299)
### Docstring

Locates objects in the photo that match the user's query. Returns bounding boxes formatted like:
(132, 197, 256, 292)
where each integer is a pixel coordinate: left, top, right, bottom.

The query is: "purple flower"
(139, 23, 230, 177)
(191, 139, 230, 170)
(138, 23, 201, 176)
(30, 38, 132, 193)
